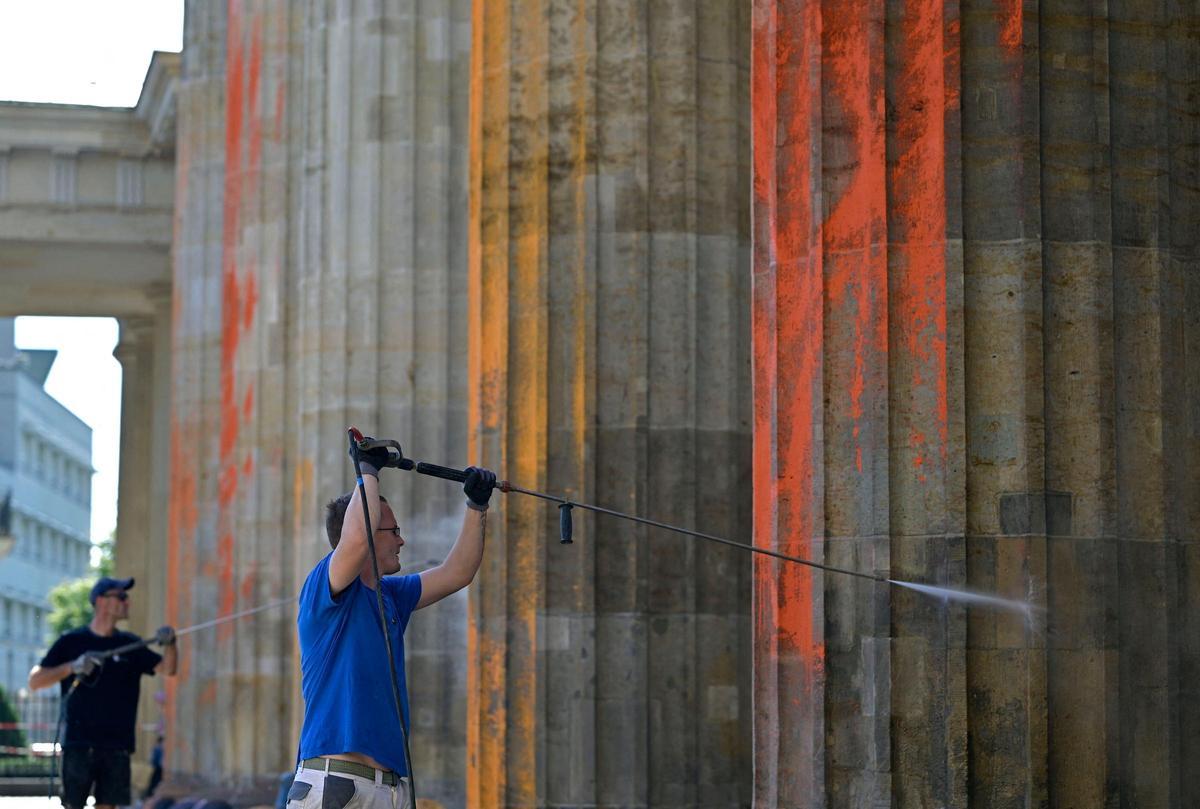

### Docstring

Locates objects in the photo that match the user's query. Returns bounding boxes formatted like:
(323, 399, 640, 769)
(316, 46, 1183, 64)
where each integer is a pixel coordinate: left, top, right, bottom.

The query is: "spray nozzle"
(348, 429, 414, 470)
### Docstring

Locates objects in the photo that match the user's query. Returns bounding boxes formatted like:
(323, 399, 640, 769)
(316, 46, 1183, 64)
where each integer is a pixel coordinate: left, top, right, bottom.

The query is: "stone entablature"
(0, 52, 178, 319)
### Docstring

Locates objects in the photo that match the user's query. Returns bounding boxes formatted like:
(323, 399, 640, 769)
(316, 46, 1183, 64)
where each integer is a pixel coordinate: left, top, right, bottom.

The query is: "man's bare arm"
(328, 473, 382, 596)
(155, 643, 178, 676)
(27, 662, 72, 692)
(417, 506, 487, 609)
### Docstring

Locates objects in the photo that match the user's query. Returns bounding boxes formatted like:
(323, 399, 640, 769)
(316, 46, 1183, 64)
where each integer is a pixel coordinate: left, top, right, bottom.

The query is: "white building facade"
(0, 317, 93, 697)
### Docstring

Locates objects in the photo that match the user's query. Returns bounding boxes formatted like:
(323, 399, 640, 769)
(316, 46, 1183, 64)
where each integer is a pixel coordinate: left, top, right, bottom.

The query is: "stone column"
(960, 1, 1048, 805)
(1040, 4, 1119, 803)
(114, 315, 157, 635)
(167, 0, 231, 787)
(468, 1, 751, 805)
(752, 0, 1200, 805)
(753, 0, 968, 804)
(167, 0, 473, 800)
(114, 289, 174, 764)
(287, 1, 472, 802)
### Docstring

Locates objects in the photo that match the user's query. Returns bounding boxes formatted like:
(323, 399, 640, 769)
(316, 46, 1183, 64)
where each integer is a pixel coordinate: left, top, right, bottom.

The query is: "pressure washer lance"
(404, 453, 1039, 614)
(357, 443, 886, 585)
(408, 460, 888, 580)
(50, 596, 292, 800)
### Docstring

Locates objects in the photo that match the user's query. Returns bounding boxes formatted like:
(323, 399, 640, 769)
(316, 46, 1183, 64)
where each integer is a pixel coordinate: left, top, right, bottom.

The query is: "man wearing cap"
(28, 577, 178, 809)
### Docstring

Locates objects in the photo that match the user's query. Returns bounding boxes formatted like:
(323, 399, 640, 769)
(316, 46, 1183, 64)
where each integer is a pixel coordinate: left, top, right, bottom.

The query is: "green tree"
(45, 531, 115, 640)
(93, 532, 115, 577)
(0, 686, 26, 758)
(47, 578, 95, 638)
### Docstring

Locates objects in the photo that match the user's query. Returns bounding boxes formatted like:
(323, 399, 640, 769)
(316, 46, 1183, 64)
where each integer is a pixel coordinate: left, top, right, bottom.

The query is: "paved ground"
(0, 799, 64, 809)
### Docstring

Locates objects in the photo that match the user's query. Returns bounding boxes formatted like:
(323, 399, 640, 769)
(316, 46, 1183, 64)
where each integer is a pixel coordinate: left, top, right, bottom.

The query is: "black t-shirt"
(40, 628, 162, 751)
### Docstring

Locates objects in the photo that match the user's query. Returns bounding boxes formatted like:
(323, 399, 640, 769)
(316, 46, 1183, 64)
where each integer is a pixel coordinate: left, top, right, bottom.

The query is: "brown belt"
(300, 757, 398, 786)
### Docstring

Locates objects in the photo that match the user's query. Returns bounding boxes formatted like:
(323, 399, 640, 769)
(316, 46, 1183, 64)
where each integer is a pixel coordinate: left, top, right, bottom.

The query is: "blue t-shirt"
(297, 553, 422, 774)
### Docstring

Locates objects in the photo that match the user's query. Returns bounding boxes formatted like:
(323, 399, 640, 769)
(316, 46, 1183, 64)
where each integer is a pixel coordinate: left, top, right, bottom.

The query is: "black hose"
(348, 431, 417, 806)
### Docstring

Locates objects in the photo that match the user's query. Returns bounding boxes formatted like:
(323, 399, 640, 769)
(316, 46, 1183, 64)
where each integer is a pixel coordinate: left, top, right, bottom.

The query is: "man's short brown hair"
(324, 492, 388, 549)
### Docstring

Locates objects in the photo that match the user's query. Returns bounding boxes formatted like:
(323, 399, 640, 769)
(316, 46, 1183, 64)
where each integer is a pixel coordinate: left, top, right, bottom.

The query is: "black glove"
(463, 467, 497, 510)
(154, 626, 176, 647)
(349, 437, 394, 478)
(71, 652, 102, 677)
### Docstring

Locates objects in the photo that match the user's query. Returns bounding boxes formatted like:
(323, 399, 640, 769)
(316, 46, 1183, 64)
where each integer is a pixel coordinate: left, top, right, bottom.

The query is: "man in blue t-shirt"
(291, 439, 495, 809)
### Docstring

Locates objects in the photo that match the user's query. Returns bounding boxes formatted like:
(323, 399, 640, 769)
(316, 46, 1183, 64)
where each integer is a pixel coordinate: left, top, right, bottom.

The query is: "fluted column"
(167, 0, 228, 788)
(168, 0, 296, 791)
(287, 1, 472, 803)
(468, 2, 751, 806)
(753, 1, 967, 804)
(960, 0, 1047, 805)
(167, 0, 472, 800)
(753, 0, 1200, 806)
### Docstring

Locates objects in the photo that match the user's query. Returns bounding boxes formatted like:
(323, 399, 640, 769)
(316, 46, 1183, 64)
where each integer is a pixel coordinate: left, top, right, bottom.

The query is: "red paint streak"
(751, 3, 781, 798)
(752, 0, 826, 800)
(240, 572, 256, 603)
(164, 420, 197, 743)
(889, 0, 950, 464)
(216, 5, 265, 655)
(217, 533, 236, 641)
(772, 0, 823, 656)
(198, 681, 217, 707)
(218, 464, 239, 507)
(997, 0, 1022, 53)
(220, 1, 246, 475)
(219, 268, 242, 459)
(822, 0, 887, 481)
(944, 18, 962, 110)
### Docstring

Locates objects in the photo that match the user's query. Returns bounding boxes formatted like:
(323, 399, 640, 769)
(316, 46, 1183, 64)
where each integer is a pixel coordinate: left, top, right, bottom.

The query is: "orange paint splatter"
(240, 572, 256, 602)
(822, 0, 888, 485)
(217, 533, 236, 640)
(889, 0, 951, 465)
(997, 0, 1022, 53)
(752, 0, 828, 800)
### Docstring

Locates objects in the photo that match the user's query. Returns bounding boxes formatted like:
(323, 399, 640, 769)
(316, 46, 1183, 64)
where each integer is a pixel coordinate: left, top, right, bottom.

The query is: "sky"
(0, 0, 183, 107)
(14, 318, 122, 545)
(3, 3, 184, 545)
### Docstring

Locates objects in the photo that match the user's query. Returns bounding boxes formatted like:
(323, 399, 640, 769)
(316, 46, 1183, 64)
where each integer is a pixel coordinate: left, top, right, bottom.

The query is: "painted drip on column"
(889, 0, 950, 482)
(216, 0, 262, 643)
(821, 0, 890, 801)
(467, 0, 513, 804)
(752, 0, 958, 801)
(751, 0, 826, 804)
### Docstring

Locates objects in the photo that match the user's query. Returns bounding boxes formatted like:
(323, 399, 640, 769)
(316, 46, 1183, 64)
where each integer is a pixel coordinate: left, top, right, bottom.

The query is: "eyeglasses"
(103, 592, 129, 602)
(375, 526, 402, 538)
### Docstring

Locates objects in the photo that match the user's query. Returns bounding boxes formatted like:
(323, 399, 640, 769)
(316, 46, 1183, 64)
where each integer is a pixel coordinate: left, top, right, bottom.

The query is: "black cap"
(89, 576, 135, 606)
